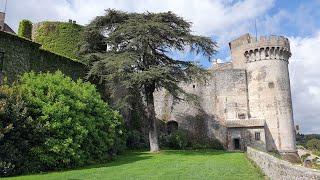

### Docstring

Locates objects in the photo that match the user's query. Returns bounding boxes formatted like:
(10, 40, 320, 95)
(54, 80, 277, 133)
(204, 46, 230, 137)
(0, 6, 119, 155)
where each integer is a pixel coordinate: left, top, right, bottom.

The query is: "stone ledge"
(226, 119, 265, 128)
(247, 147, 320, 180)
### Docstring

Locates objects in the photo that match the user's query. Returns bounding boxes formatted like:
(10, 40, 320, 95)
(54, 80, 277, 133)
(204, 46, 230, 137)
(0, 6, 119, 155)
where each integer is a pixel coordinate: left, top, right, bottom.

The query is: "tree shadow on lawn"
(65, 150, 235, 174)
(12, 150, 239, 179)
(21, 151, 153, 177)
(160, 149, 241, 156)
(68, 151, 153, 170)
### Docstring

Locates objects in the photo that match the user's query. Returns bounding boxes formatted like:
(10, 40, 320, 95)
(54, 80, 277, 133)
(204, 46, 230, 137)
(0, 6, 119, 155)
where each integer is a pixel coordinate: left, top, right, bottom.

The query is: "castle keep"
(155, 33, 297, 159)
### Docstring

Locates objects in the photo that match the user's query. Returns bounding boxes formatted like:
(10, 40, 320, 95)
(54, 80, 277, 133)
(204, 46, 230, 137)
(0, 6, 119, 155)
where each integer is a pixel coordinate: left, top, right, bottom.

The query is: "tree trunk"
(145, 84, 159, 152)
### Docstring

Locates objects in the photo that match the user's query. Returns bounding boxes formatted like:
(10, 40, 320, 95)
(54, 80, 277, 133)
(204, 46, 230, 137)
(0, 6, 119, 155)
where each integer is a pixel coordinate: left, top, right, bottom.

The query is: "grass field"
(5, 150, 264, 180)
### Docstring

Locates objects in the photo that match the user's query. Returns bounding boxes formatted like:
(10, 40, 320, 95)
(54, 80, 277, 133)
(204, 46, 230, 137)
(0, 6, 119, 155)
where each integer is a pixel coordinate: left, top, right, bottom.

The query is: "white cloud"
(5, 0, 274, 44)
(289, 32, 320, 134)
(6, 0, 319, 134)
(257, 1, 320, 37)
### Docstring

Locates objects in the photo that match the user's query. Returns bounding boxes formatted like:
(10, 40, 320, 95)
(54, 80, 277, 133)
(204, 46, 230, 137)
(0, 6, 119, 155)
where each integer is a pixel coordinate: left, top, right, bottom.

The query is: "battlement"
(229, 33, 290, 51)
(229, 34, 291, 65)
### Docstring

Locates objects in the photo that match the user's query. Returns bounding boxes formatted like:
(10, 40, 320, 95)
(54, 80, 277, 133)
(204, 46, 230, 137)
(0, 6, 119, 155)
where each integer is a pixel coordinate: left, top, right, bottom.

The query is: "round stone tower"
(229, 34, 298, 161)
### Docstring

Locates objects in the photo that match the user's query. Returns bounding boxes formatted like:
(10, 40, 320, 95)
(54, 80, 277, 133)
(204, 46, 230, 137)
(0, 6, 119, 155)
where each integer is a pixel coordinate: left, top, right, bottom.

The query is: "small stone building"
(155, 33, 298, 161)
(0, 12, 15, 34)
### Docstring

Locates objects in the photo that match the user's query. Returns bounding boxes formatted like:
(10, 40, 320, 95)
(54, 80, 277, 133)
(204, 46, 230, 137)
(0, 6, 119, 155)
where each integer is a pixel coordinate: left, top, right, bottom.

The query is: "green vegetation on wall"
(0, 30, 86, 83)
(18, 20, 33, 40)
(33, 21, 84, 60)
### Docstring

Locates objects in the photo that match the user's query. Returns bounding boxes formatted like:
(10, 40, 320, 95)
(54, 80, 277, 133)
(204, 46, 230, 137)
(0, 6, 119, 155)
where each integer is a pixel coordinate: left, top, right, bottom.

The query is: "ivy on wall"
(33, 21, 84, 60)
(18, 20, 33, 40)
(0, 31, 86, 83)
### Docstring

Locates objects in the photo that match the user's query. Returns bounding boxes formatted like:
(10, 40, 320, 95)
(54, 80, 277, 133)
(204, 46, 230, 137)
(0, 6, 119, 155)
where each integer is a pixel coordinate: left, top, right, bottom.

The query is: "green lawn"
(4, 150, 264, 180)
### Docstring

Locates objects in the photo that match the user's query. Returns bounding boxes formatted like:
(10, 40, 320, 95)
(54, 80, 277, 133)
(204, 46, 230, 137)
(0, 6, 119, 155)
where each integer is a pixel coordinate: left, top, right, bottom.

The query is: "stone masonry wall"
(247, 147, 320, 180)
(155, 33, 296, 153)
(154, 67, 249, 146)
(0, 30, 86, 83)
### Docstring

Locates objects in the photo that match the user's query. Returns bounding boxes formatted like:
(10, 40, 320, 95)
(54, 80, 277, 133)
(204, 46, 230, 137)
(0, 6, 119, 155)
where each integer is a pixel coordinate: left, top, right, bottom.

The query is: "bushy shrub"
(306, 139, 320, 151)
(0, 71, 125, 176)
(168, 130, 188, 150)
(207, 139, 224, 150)
(189, 138, 224, 150)
(158, 121, 224, 150)
(301, 153, 311, 162)
(18, 20, 33, 40)
(126, 130, 148, 149)
(0, 85, 33, 176)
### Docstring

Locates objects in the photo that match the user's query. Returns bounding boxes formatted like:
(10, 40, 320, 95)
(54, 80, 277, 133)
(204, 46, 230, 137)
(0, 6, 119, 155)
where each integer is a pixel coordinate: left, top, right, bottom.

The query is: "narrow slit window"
(255, 132, 261, 141)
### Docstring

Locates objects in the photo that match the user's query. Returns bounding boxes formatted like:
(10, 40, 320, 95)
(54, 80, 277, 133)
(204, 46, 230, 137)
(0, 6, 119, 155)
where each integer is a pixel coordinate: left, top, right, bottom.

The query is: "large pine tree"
(80, 9, 217, 152)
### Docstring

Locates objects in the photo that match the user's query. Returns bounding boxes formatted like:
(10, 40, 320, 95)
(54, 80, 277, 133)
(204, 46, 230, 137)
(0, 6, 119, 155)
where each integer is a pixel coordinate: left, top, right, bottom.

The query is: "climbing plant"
(33, 21, 84, 60)
(18, 19, 33, 40)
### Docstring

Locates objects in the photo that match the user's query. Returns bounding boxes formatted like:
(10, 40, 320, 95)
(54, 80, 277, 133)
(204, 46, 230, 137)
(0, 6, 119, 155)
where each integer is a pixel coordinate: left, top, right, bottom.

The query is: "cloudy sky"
(2, 0, 320, 134)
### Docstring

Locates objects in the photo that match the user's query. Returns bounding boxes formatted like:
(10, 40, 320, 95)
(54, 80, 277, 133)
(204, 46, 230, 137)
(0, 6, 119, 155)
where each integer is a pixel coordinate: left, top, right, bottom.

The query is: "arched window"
(167, 121, 178, 135)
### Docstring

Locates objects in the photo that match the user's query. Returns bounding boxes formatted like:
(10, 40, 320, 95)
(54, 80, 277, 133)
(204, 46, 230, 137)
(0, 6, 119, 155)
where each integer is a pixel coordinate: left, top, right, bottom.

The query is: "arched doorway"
(167, 121, 178, 135)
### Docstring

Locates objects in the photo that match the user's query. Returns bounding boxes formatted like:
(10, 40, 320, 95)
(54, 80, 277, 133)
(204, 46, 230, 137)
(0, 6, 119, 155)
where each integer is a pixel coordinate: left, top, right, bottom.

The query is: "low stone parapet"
(247, 147, 320, 180)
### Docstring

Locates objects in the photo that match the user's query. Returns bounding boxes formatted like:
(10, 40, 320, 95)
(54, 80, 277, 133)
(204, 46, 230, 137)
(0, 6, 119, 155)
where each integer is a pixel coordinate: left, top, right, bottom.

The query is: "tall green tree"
(80, 9, 217, 152)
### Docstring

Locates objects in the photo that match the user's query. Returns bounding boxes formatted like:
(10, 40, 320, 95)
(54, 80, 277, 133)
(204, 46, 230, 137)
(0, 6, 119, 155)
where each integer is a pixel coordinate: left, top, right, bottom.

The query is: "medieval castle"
(155, 33, 298, 160)
(0, 10, 297, 160)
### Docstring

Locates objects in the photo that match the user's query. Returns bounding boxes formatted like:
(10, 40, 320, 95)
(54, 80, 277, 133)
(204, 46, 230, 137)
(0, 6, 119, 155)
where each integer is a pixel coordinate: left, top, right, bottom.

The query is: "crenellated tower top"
(229, 33, 291, 68)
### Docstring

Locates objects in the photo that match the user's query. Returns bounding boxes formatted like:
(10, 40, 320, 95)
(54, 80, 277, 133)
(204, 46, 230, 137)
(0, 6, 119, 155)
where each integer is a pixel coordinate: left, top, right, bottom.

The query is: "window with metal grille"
(255, 132, 260, 141)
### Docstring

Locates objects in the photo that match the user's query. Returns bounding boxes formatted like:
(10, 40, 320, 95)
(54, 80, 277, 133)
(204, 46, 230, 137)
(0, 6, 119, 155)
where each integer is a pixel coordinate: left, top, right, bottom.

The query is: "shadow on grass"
(7, 150, 238, 178)
(63, 151, 153, 171)
(12, 151, 153, 178)
(39, 150, 233, 172)
(160, 149, 241, 156)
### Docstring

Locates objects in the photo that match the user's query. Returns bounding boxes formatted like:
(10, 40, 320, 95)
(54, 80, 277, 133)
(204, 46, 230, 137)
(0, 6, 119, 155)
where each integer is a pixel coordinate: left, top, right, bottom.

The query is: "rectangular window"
(238, 113, 246, 119)
(255, 132, 261, 141)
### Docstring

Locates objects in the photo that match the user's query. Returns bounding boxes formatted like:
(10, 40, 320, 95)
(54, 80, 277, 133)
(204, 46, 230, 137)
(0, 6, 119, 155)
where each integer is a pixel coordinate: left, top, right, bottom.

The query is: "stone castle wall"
(235, 34, 296, 153)
(154, 66, 249, 145)
(155, 33, 297, 155)
(247, 147, 320, 180)
(0, 30, 86, 83)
